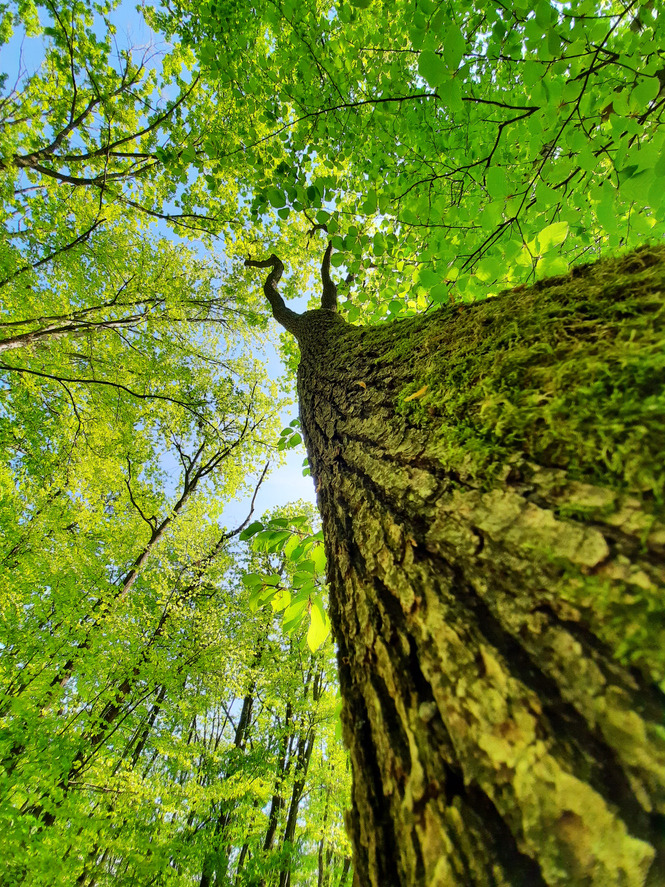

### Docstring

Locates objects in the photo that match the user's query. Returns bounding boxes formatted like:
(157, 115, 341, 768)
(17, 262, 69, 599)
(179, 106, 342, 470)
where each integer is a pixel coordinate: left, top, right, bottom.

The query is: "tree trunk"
(286, 246, 665, 886)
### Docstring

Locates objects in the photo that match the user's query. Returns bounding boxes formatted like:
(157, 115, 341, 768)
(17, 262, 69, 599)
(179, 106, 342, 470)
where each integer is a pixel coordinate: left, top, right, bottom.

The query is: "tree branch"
(244, 254, 302, 335)
(0, 217, 105, 289)
(320, 242, 338, 312)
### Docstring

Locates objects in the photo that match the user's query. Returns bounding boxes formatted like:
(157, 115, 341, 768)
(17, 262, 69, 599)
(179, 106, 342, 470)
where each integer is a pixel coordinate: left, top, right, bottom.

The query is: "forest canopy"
(1, 0, 663, 883)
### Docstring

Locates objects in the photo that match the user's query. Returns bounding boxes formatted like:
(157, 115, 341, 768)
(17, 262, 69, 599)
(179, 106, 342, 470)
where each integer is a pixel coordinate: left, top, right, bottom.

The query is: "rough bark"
(249, 245, 665, 886)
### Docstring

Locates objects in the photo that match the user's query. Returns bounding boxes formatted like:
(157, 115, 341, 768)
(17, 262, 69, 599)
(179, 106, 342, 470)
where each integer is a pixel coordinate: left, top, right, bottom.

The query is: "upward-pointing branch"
(320, 241, 338, 312)
(245, 254, 301, 336)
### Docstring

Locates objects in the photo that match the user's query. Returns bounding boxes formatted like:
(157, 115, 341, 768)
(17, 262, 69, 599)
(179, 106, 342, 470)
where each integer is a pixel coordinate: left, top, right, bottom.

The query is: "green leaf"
(631, 76, 659, 111)
(239, 521, 263, 541)
(363, 193, 378, 214)
(292, 571, 316, 588)
(418, 50, 448, 88)
(271, 587, 291, 612)
(536, 254, 569, 279)
(475, 257, 501, 282)
(282, 596, 308, 633)
(429, 282, 449, 303)
(181, 144, 196, 164)
(577, 146, 596, 172)
(443, 25, 465, 70)
(241, 571, 263, 587)
(267, 188, 286, 208)
(535, 0, 552, 30)
(485, 167, 508, 199)
(289, 542, 306, 562)
(249, 585, 275, 613)
(535, 221, 569, 253)
(280, 535, 297, 559)
(441, 78, 462, 110)
(311, 544, 326, 575)
(307, 595, 330, 651)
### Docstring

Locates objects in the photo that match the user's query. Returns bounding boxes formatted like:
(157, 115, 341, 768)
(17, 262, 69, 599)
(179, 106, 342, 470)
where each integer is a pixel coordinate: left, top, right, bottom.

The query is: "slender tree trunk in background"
(200, 628, 270, 887)
(277, 664, 322, 887)
(199, 690, 255, 887)
(317, 788, 331, 887)
(262, 701, 293, 858)
(250, 245, 665, 886)
(277, 727, 316, 887)
(234, 842, 250, 885)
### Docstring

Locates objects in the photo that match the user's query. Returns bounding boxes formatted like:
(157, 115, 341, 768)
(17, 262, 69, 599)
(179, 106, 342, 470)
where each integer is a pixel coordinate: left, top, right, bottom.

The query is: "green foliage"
(2, 0, 664, 881)
(159, 0, 665, 319)
(240, 512, 330, 650)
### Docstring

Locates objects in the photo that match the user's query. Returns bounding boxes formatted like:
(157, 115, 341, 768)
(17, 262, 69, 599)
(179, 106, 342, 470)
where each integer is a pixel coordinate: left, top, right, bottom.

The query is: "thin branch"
(244, 254, 302, 336)
(0, 217, 106, 289)
(190, 461, 271, 573)
(0, 361, 211, 424)
(320, 242, 337, 312)
(125, 457, 157, 531)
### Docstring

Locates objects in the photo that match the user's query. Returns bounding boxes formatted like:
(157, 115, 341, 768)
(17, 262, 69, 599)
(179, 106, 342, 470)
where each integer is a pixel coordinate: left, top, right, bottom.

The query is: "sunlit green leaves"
(535, 221, 568, 254)
(278, 419, 303, 451)
(239, 513, 329, 650)
(307, 595, 330, 651)
(631, 75, 660, 111)
(485, 167, 508, 200)
(443, 24, 465, 70)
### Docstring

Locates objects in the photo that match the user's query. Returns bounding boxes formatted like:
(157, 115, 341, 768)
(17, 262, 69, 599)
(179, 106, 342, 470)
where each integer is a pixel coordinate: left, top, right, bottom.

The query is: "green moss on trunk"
(292, 245, 665, 886)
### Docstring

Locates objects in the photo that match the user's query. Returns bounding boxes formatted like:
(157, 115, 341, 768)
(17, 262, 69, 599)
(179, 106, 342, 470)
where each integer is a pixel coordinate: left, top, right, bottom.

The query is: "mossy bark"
(279, 246, 665, 886)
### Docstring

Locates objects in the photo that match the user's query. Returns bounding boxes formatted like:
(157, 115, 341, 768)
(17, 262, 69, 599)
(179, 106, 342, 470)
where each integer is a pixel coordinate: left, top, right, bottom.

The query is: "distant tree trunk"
(234, 842, 250, 885)
(250, 244, 665, 886)
(200, 690, 255, 887)
(317, 788, 331, 887)
(277, 664, 322, 887)
(261, 701, 293, 860)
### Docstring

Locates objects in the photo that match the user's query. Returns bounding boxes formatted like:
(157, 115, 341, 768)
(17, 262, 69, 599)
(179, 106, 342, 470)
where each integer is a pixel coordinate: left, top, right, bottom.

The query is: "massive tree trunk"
(247, 245, 665, 886)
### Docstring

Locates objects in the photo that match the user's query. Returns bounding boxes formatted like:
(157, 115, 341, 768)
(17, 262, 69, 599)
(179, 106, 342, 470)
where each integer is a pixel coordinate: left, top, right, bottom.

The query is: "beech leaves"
(240, 517, 330, 651)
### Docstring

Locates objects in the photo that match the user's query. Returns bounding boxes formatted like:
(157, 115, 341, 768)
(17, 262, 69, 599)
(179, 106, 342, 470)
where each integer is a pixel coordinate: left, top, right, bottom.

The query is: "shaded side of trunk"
(296, 247, 665, 887)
